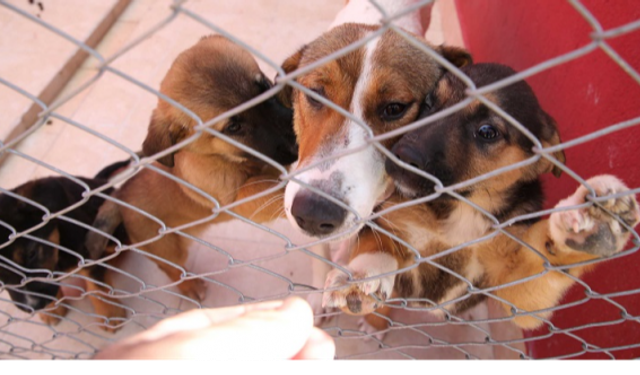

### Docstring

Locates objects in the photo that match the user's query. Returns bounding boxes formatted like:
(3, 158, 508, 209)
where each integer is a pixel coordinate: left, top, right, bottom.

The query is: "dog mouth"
(234, 153, 269, 172)
(395, 177, 455, 201)
(9, 286, 56, 312)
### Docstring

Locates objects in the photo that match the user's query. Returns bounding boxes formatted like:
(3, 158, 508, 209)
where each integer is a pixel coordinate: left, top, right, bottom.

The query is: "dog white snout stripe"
(285, 35, 390, 239)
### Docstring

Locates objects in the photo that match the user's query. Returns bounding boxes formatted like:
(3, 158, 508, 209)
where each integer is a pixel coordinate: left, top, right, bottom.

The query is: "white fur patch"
(23, 294, 41, 308)
(403, 220, 436, 252)
(329, 0, 426, 35)
(322, 252, 398, 309)
(442, 204, 492, 246)
(349, 252, 398, 281)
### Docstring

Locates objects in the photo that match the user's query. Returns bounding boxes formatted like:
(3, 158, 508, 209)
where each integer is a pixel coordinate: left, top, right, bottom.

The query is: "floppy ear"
(142, 109, 186, 168)
(539, 111, 566, 178)
(275, 45, 307, 109)
(438, 45, 473, 68)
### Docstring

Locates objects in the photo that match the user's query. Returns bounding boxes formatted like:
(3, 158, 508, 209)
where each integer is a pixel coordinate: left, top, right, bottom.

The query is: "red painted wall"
(455, 0, 640, 359)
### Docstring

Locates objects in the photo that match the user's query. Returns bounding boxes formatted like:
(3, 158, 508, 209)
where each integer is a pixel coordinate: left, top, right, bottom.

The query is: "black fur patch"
(0, 159, 130, 310)
(566, 223, 617, 256)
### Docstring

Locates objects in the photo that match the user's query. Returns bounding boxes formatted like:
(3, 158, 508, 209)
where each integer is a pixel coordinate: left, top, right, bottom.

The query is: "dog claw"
(322, 267, 392, 316)
(357, 317, 387, 342)
(179, 278, 207, 303)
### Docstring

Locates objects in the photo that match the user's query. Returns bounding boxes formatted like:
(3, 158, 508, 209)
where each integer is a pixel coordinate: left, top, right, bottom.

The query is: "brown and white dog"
(277, 0, 469, 315)
(321, 63, 640, 332)
(281, 1, 466, 241)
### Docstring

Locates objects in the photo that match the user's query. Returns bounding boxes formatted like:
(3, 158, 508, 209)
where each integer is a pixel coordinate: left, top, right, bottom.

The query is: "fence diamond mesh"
(0, 0, 639, 360)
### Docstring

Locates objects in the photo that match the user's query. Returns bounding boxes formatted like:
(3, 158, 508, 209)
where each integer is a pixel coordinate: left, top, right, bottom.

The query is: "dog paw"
(306, 292, 337, 326)
(357, 317, 387, 342)
(322, 266, 394, 316)
(38, 303, 68, 326)
(39, 312, 62, 326)
(93, 301, 127, 333)
(179, 278, 207, 302)
(550, 175, 640, 257)
(100, 320, 123, 333)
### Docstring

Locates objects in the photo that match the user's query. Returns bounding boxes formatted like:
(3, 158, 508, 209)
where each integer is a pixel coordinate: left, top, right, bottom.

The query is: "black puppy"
(0, 159, 131, 331)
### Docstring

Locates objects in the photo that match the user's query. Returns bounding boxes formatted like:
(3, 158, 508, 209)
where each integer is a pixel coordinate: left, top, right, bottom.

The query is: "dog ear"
(142, 109, 187, 168)
(539, 111, 566, 178)
(275, 45, 307, 109)
(438, 45, 473, 68)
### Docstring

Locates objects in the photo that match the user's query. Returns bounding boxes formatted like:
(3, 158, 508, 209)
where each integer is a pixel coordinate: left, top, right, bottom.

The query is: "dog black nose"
(291, 191, 346, 236)
(392, 143, 426, 170)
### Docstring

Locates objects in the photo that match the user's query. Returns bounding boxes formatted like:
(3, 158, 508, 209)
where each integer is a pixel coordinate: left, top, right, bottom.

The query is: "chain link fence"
(1, 0, 639, 359)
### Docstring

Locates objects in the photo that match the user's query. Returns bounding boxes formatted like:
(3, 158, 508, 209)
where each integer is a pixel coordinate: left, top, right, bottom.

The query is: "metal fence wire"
(1, 0, 640, 360)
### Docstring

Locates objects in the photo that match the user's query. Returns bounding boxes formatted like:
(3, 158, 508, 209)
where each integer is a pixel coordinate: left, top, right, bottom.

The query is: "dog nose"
(291, 191, 346, 236)
(393, 143, 425, 170)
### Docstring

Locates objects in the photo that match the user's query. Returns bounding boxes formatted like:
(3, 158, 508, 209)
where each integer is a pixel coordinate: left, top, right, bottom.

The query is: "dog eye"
(424, 93, 435, 112)
(476, 124, 501, 141)
(224, 120, 243, 134)
(381, 103, 408, 121)
(26, 246, 38, 263)
(305, 88, 324, 109)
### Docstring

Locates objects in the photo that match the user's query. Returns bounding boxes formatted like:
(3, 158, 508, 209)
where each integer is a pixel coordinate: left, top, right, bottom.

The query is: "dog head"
(143, 35, 298, 169)
(386, 63, 566, 205)
(0, 179, 68, 312)
(279, 24, 472, 239)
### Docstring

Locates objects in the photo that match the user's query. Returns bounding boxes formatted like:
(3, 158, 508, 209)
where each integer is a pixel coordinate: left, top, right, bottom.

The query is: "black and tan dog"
(322, 63, 640, 331)
(0, 159, 131, 331)
(86, 35, 298, 302)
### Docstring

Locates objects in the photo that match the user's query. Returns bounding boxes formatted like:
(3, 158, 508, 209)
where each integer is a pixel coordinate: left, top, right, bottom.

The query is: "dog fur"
(321, 63, 640, 331)
(0, 159, 131, 331)
(85, 35, 297, 302)
(329, 0, 433, 36)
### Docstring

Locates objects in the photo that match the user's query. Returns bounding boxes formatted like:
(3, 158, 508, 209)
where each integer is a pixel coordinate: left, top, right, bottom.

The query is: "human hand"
(94, 297, 335, 360)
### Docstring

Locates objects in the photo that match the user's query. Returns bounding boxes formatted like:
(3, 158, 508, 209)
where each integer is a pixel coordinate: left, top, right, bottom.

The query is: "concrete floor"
(0, 0, 524, 359)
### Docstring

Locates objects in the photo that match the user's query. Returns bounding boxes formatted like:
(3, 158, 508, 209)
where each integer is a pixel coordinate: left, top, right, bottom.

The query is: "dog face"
(280, 24, 471, 238)
(386, 63, 566, 205)
(0, 180, 67, 312)
(0, 177, 108, 312)
(143, 35, 297, 168)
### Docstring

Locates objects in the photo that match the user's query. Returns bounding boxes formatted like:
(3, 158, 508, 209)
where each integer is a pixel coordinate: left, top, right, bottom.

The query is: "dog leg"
(358, 303, 393, 341)
(322, 228, 399, 316)
(86, 199, 123, 260)
(82, 266, 127, 333)
(155, 261, 206, 303)
(308, 243, 335, 325)
(138, 233, 207, 303)
(549, 175, 640, 257)
(38, 289, 68, 326)
(489, 175, 639, 329)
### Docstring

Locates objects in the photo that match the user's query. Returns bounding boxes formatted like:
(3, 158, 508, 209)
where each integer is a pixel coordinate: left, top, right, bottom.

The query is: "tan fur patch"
(41, 228, 60, 271)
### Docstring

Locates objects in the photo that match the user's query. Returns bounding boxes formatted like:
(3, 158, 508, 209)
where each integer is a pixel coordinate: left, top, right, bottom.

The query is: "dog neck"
(329, 0, 428, 35)
(377, 177, 545, 248)
(172, 151, 258, 209)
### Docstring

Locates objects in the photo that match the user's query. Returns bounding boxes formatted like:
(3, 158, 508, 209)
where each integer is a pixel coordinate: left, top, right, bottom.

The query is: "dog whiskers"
(248, 193, 285, 221)
(221, 178, 281, 204)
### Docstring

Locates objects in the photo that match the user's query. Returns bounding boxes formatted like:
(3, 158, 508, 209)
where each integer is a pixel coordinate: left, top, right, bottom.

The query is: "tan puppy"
(87, 36, 297, 301)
